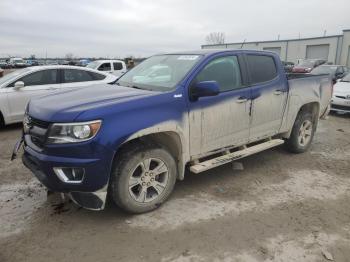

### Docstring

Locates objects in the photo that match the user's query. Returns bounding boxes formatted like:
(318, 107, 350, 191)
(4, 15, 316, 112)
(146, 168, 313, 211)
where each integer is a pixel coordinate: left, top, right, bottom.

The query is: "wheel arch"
(281, 101, 320, 138)
(114, 131, 187, 180)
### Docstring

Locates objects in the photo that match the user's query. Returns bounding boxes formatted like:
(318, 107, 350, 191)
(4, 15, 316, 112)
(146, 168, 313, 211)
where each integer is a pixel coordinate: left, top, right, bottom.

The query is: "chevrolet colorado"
(13, 50, 332, 213)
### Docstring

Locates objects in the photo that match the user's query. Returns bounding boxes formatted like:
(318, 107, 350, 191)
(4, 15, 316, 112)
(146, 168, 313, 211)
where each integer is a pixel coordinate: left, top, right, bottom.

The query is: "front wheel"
(110, 143, 177, 213)
(285, 112, 315, 153)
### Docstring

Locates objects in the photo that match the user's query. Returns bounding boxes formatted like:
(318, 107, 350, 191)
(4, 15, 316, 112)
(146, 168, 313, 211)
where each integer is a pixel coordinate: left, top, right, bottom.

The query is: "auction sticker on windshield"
(177, 55, 199, 60)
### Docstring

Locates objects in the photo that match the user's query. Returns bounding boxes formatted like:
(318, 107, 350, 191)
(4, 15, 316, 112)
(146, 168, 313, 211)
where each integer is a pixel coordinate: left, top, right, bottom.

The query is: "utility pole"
(240, 39, 246, 49)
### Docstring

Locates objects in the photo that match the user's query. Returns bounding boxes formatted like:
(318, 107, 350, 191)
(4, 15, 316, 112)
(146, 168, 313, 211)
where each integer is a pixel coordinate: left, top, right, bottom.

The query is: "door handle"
(274, 90, 284, 95)
(236, 97, 248, 103)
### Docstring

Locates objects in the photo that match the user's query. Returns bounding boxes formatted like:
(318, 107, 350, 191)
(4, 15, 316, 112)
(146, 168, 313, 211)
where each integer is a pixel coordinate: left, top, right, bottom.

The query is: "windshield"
(0, 68, 31, 86)
(117, 54, 202, 91)
(311, 66, 337, 75)
(86, 61, 100, 69)
(342, 73, 350, 82)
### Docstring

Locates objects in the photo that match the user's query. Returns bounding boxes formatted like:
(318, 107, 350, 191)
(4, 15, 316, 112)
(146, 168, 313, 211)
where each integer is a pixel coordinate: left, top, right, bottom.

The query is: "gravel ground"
(0, 114, 349, 262)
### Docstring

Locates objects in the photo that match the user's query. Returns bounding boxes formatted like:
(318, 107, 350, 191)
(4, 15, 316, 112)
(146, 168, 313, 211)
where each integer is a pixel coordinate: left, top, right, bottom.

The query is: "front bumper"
(331, 96, 350, 113)
(22, 141, 115, 210)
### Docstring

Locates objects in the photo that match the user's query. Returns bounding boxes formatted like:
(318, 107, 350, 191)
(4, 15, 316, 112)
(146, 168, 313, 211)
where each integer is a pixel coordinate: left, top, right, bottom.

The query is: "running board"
(190, 139, 284, 174)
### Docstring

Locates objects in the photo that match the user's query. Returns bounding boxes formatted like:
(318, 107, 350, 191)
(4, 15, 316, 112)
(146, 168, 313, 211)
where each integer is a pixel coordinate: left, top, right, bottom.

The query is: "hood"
(28, 84, 157, 122)
(333, 81, 350, 95)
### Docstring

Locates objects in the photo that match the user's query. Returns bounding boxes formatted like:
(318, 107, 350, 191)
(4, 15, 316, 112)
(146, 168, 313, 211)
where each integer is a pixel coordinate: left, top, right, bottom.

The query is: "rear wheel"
(285, 112, 315, 153)
(110, 143, 177, 213)
(0, 112, 4, 128)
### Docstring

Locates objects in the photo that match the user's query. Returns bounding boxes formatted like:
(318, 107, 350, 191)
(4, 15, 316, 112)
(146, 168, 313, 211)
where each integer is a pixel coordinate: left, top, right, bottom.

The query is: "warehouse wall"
(286, 36, 339, 64)
(202, 29, 350, 66)
(340, 30, 350, 66)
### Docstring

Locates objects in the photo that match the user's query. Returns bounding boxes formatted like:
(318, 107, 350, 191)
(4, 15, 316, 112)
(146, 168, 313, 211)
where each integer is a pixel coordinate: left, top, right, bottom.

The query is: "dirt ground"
(0, 114, 349, 262)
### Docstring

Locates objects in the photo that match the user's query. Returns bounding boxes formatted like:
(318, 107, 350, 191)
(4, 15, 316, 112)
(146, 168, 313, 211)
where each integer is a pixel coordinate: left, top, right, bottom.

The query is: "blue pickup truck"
(15, 49, 332, 213)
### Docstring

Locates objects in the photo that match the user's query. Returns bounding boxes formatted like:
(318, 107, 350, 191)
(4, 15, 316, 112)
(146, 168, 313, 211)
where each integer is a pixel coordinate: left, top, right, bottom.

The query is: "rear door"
(60, 69, 107, 89)
(6, 69, 60, 122)
(188, 54, 251, 156)
(245, 53, 288, 141)
(113, 62, 126, 76)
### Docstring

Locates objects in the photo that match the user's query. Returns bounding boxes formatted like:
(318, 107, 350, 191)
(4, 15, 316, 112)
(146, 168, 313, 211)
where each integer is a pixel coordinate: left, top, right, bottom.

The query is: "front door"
(245, 54, 288, 141)
(6, 69, 60, 122)
(188, 55, 251, 156)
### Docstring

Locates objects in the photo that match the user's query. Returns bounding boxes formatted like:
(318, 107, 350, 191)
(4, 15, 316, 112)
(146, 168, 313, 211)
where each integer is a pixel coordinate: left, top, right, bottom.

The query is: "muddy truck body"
(15, 50, 332, 213)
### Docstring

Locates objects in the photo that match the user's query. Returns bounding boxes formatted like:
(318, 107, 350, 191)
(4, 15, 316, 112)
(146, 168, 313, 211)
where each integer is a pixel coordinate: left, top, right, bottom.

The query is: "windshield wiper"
(131, 85, 152, 91)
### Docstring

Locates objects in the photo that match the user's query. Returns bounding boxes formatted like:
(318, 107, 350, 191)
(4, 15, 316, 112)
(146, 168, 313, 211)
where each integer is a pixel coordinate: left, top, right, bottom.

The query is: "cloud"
(0, 0, 349, 58)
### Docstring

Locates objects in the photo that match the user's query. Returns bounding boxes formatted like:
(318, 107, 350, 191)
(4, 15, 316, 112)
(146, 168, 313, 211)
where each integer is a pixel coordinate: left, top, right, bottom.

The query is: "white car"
(86, 60, 127, 77)
(0, 65, 117, 126)
(331, 73, 350, 113)
(9, 57, 27, 68)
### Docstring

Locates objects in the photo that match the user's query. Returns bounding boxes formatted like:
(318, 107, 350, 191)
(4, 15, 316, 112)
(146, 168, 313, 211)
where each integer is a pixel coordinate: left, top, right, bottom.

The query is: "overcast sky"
(0, 0, 349, 58)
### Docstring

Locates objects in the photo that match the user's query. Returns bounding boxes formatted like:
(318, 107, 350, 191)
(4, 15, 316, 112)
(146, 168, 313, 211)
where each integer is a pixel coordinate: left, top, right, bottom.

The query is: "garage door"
(263, 47, 281, 56)
(306, 44, 329, 60)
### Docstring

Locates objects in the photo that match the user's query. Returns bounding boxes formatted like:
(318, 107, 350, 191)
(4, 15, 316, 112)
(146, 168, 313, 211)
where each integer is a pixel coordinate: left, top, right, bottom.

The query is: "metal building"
(201, 29, 350, 66)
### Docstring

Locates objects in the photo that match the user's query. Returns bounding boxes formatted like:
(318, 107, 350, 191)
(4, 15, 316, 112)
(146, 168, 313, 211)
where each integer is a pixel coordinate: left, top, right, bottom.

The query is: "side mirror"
(14, 81, 25, 89)
(190, 81, 220, 101)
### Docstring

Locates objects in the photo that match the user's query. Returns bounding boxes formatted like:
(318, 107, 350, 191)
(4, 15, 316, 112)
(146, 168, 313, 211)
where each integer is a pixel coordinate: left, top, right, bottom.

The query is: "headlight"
(47, 120, 102, 144)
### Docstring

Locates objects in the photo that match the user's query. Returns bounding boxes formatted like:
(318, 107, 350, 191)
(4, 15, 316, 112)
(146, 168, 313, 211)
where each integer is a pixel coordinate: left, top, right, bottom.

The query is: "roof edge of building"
(202, 34, 344, 48)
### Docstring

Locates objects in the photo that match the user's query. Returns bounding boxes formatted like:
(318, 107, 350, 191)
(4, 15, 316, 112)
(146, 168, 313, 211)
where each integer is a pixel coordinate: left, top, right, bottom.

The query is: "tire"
(110, 143, 177, 213)
(0, 112, 4, 128)
(285, 112, 315, 153)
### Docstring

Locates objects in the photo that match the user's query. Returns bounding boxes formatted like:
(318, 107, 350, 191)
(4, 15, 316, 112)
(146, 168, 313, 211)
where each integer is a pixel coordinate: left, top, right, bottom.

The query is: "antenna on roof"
(240, 39, 246, 49)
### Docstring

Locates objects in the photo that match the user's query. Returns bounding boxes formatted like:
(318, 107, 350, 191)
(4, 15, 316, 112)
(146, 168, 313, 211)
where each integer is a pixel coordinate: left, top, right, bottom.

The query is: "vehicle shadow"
(0, 123, 22, 132)
(329, 111, 350, 119)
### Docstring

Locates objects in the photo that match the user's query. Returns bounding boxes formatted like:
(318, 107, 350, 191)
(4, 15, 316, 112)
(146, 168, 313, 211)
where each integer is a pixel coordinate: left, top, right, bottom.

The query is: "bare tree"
(205, 32, 225, 45)
(65, 53, 74, 61)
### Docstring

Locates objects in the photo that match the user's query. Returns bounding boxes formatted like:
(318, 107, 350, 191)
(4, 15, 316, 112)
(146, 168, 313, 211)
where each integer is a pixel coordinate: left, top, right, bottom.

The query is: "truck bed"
(287, 73, 332, 118)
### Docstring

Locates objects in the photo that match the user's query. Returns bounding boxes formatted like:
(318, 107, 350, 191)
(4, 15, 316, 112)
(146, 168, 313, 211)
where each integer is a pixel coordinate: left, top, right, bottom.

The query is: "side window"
(9, 69, 58, 87)
(195, 56, 242, 92)
(63, 69, 94, 83)
(246, 55, 277, 84)
(89, 71, 106, 81)
(98, 63, 111, 71)
(113, 62, 123, 70)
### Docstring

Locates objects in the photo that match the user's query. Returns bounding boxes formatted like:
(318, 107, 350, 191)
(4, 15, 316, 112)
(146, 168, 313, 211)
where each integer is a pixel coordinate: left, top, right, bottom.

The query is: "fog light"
(54, 167, 85, 184)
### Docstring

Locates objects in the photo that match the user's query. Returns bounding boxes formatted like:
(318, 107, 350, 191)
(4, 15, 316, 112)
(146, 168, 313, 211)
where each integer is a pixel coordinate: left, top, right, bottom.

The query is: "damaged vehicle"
(12, 50, 332, 213)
